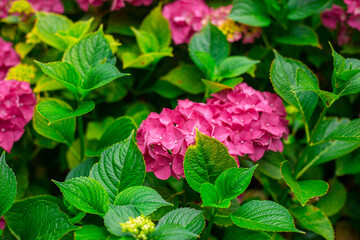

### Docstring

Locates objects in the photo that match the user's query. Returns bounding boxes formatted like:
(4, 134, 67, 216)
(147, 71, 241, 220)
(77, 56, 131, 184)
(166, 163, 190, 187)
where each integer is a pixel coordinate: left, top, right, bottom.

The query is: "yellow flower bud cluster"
(9, 0, 34, 16)
(218, 19, 245, 43)
(120, 214, 155, 240)
(6, 64, 36, 82)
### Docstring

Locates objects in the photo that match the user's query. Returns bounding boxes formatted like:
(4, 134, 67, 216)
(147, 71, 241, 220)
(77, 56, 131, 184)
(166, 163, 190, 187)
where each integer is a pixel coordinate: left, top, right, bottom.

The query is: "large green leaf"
(202, 78, 243, 96)
(66, 158, 97, 181)
(270, 50, 319, 124)
(183, 130, 237, 192)
(104, 205, 140, 237)
(189, 24, 229, 66)
(150, 224, 198, 240)
(215, 166, 257, 202)
(33, 105, 75, 146)
(157, 208, 205, 236)
(291, 205, 334, 240)
(132, 28, 159, 53)
(75, 225, 110, 240)
(35, 12, 72, 50)
(192, 51, 218, 80)
(122, 51, 173, 69)
(0, 153, 16, 216)
(37, 99, 95, 124)
(89, 133, 145, 202)
(274, 24, 320, 47)
(281, 161, 328, 206)
(286, 0, 329, 20)
(230, 200, 302, 233)
(7, 200, 77, 240)
(35, 61, 82, 98)
(256, 151, 284, 180)
(86, 117, 137, 156)
(219, 56, 259, 79)
(161, 64, 205, 94)
(54, 177, 109, 216)
(316, 178, 346, 216)
(335, 150, 360, 176)
(224, 227, 272, 240)
(305, 118, 360, 167)
(325, 118, 360, 142)
(114, 186, 172, 216)
(63, 28, 115, 79)
(140, 4, 171, 51)
(293, 68, 338, 106)
(229, 0, 271, 27)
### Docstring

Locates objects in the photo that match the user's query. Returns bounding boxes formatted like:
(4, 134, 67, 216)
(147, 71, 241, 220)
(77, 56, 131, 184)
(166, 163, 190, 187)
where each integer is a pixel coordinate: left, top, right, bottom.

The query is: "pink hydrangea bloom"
(0, 1, 10, 18)
(162, 0, 210, 44)
(0, 80, 36, 153)
(344, 0, 360, 15)
(0, 37, 20, 80)
(76, 0, 106, 11)
(321, 5, 347, 30)
(111, 0, 152, 11)
(0, 216, 5, 230)
(28, 0, 64, 14)
(347, 14, 360, 30)
(137, 83, 288, 180)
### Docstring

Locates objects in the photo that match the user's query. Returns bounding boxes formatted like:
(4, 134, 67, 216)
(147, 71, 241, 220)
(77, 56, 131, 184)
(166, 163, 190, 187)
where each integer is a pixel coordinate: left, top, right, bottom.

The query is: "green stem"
(202, 208, 217, 240)
(261, 32, 272, 49)
(77, 115, 85, 161)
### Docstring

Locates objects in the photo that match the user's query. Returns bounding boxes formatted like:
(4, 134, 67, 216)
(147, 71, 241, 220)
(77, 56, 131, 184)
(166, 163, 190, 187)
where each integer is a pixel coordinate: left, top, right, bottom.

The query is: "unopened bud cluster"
(120, 215, 155, 240)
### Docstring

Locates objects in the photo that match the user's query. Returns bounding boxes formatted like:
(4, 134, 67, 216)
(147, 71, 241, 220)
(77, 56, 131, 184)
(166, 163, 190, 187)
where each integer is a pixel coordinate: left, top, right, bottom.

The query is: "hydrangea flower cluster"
(137, 83, 288, 180)
(0, 0, 64, 18)
(0, 80, 36, 152)
(162, 1, 262, 45)
(321, 1, 360, 45)
(0, 37, 20, 80)
(120, 215, 155, 240)
(76, 0, 152, 12)
(0, 216, 5, 230)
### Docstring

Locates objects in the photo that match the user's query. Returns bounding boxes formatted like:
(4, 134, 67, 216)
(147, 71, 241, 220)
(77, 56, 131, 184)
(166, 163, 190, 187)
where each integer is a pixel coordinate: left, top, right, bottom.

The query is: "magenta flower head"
(76, 0, 107, 11)
(321, 5, 347, 30)
(0, 37, 20, 80)
(344, 0, 360, 15)
(111, 0, 153, 11)
(0, 80, 36, 153)
(162, 0, 210, 45)
(0, 1, 10, 18)
(28, 0, 64, 14)
(136, 100, 229, 180)
(0, 216, 5, 230)
(207, 83, 288, 161)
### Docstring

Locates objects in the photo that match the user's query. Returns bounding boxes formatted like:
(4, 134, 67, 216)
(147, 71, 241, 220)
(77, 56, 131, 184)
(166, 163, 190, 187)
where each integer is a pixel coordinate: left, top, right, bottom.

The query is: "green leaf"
(89, 133, 145, 202)
(132, 27, 159, 53)
(189, 24, 229, 66)
(215, 165, 257, 202)
(66, 158, 97, 181)
(224, 227, 272, 240)
(64, 18, 93, 38)
(281, 161, 328, 206)
(0, 153, 16, 216)
(274, 24, 320, 47)
(104, 205, 140, 237)
(219, 56, 260, 79)
(7, 200, 77, 240)
(114, 186, 172, 216)
(256, 151, 284, 180)
(192, 51, 218, 80)
(270, 50, 319, 124)
(140, 4, 171, 51)
(201, 183, 230, 208)
(53, 177, 109, 216)
(183, 129, 238, 192)
(305, 118, 360, 166)
(291, 205, 334, 240)
(63, 28, 115, 79)
(75, 225, 110, 240)
(230, 200, 302, 233)
(35, 61, 82, 98)
(33, 106, 75, 146)
(157, 208, 205, 236)
(202, 78, 243, 96)
(316, 178, 346, 217)
(229, 0, 271, 27)
(161, 64, 205, 94)
(35, 12, 72, 50)
(82, 63, 129, 92)
(150, 224, 198, 240)
(37, 100, 95, 125)
(325, 118, 360, 142)
(292, 68, 338, 106)
(286, 0, 329, 20)
(122, 51, 173, 69)
(336, 151, 360, 176)
(86, 116, 137, 156)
